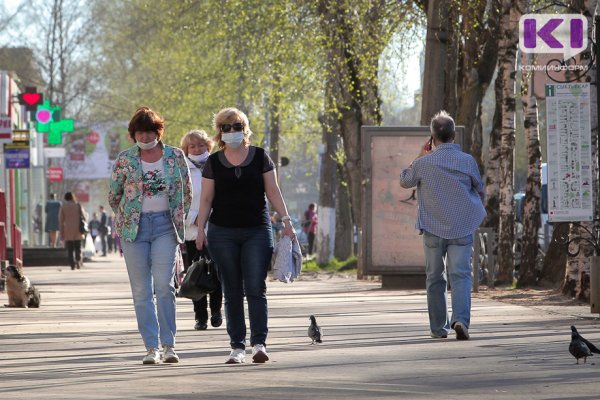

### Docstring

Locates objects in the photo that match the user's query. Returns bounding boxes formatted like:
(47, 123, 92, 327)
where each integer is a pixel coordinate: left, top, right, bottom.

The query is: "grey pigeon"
(569, 325, 594, 364)
(308, 315, 323, 344)
(571, 325, 600, 354)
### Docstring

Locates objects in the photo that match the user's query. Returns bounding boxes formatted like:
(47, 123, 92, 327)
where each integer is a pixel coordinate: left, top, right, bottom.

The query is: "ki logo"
(519, 14, 588, 60)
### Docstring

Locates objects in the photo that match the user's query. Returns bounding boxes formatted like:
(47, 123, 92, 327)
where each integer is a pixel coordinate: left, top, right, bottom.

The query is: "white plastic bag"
(82, 235, 95, 259)
(272, 236, 302, 283)
(94, 236, 102, 253)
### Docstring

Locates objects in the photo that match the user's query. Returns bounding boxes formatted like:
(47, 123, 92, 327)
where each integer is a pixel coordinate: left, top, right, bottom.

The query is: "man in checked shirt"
(400, 111, 486, 341)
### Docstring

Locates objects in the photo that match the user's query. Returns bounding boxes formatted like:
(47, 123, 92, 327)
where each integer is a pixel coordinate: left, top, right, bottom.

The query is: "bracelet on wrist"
(281, 215, 291, 222)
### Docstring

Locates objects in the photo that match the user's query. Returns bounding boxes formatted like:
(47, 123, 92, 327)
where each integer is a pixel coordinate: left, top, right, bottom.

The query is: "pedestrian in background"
(107, 213, 115, 253)
(59, 192, 85, 270)
(303, 203, 318, 255)
(98, 205, 108, 256)
(195, 107, 294, 364)
(109, 106, 192, 364)
(399, 110, 485, 341)
(45, 193, 61, 247)
(89, 213, 100, 248)
(180, 129, 223, 331)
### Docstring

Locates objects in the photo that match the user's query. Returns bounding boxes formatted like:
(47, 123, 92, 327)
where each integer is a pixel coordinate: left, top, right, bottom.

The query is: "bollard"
(591, 256, 600, 314)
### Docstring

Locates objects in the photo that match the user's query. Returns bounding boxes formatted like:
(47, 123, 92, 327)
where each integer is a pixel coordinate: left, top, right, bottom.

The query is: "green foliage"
(302, 255, 358, 273)
(91, 0, 422, 215)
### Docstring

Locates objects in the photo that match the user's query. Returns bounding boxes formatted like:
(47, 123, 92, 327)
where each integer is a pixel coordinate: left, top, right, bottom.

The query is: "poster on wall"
(60, 122, 129, 180)
(545, 83, 594, 222)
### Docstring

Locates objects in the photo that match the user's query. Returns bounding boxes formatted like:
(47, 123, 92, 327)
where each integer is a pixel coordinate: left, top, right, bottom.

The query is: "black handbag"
(179, 252, 220, 301)
(78, 204, 89, 234)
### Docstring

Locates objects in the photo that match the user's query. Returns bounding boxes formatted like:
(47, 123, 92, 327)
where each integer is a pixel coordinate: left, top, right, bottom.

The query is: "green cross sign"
(35, 100, 74, 144)
(48, 119, 74, 145)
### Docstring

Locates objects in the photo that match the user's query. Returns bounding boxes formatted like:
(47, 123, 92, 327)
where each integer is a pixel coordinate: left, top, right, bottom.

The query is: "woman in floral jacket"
(108, 106, 191, 365)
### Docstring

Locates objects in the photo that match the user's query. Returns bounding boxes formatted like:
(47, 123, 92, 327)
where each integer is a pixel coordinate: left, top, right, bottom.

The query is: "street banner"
(4, 140, 30, 169)
(0, 115, 12, 143)
(48, 166, 63, 182)
(545, 82, 593, 222)
(61, 122, 128, 180)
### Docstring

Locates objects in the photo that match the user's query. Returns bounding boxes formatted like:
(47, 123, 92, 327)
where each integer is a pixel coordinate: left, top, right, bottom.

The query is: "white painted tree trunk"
(496, 0, 523, 284)
(317, 206, 335, 264)
(518, 50, 542, 287)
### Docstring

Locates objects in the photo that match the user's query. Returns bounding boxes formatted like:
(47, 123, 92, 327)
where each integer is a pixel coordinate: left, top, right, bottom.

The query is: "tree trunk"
(560, 0, 598, 300)
(456, 1, 500, 163)
(316, 1, 387, 277)
(420, 0, 448, 126)
(484, 75, 502, 230)
(335, 166, 354, 260)
(317, 102, 339, 264)
(540, 236, 568, 285)
(517, 53, 542, 288)
(494, 0, 523, 285)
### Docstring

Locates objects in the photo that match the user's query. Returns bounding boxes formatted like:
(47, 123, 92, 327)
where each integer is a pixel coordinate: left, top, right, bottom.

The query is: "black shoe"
(211, 312, 223, 328)
(194, 320, 208, 330)
(71, 265, 75, 270)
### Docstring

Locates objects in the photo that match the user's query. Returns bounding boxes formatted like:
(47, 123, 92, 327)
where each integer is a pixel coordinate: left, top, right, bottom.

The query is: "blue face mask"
(136, 139, 158, 150)
(221, 131, 244, 148)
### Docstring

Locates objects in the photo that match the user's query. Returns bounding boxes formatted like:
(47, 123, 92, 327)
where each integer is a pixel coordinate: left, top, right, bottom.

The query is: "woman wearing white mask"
(109, 106, 192, 365)
(195, 107, 294, 364)
(180, 130, 223, 331)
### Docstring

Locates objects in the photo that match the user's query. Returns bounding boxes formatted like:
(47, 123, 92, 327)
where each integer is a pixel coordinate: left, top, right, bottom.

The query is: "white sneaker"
(251, 344, 269, 363)
(142, 348, 160, 364)
(163, 345, 179, 363)
(225, 348, 246, 364)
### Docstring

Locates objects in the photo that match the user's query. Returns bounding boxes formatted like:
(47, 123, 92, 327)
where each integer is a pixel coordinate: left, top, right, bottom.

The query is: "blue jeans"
(121, 211, 178, 349)
(207, 223, 273, 350)
(423, 231, 473, 336)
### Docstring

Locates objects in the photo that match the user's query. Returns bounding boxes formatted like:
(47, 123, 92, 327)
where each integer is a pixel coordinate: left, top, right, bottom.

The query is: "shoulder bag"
(78, 203, 89, 234)
(179, 250, 220, 301)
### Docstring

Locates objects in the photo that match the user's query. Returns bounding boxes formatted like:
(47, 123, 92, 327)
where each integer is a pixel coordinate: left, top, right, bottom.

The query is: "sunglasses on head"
(221, 123, 244, 133)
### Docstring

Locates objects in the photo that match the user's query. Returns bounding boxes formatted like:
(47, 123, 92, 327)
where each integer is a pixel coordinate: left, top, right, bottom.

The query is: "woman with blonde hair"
(180, 129, 223, 331)
(195, 107, 294, 364)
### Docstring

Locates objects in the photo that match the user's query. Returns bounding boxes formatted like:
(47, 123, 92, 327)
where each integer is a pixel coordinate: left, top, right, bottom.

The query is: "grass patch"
(302, 256, 357, 273)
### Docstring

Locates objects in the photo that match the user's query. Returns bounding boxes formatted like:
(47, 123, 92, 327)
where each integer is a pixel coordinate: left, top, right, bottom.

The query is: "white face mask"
(188, 151, 209, 163)
(221, 131, 244, 148)
(136, 139, 159, 150)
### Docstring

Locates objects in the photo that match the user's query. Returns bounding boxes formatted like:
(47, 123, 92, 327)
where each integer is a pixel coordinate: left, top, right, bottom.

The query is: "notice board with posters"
(545, 83, 594, 222)
(360, 126, 464, 281)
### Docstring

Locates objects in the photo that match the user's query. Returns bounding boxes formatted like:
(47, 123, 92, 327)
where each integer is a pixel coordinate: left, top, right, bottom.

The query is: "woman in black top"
(196, 107, 294, 364)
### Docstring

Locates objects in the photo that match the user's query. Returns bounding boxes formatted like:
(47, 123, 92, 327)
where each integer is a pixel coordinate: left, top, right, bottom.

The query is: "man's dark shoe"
(194, 320, 208, 330)
(453, 322, 470, 340)
(211, 312, 223, 328)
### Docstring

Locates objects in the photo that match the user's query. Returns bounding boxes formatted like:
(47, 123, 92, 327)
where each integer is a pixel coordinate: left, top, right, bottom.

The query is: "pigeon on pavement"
(571, 325, 600, 354)
(569, 325, 594, 364)
(308, 315, 323, 344)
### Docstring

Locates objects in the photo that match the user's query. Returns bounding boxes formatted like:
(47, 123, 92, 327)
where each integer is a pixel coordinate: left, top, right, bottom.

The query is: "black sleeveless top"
(203, 146, 275, 227)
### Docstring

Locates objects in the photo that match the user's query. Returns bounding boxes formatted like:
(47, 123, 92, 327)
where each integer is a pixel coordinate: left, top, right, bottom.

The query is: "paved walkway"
(1, 253, 599, 400)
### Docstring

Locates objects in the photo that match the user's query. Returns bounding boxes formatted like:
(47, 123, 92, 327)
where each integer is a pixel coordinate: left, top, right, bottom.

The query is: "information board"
(545, 83, 594, 222)
(4, 141, 30, 169)
(361, 126, 463, 275)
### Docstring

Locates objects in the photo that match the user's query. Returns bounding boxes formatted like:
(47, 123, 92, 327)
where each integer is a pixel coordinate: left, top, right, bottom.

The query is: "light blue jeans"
(121, 211, 178, 349)
(423, 231, 473, 336)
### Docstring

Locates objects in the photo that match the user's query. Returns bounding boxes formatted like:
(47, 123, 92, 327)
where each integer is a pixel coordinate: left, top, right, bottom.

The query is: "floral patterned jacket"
(108, 143, 192, 243)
